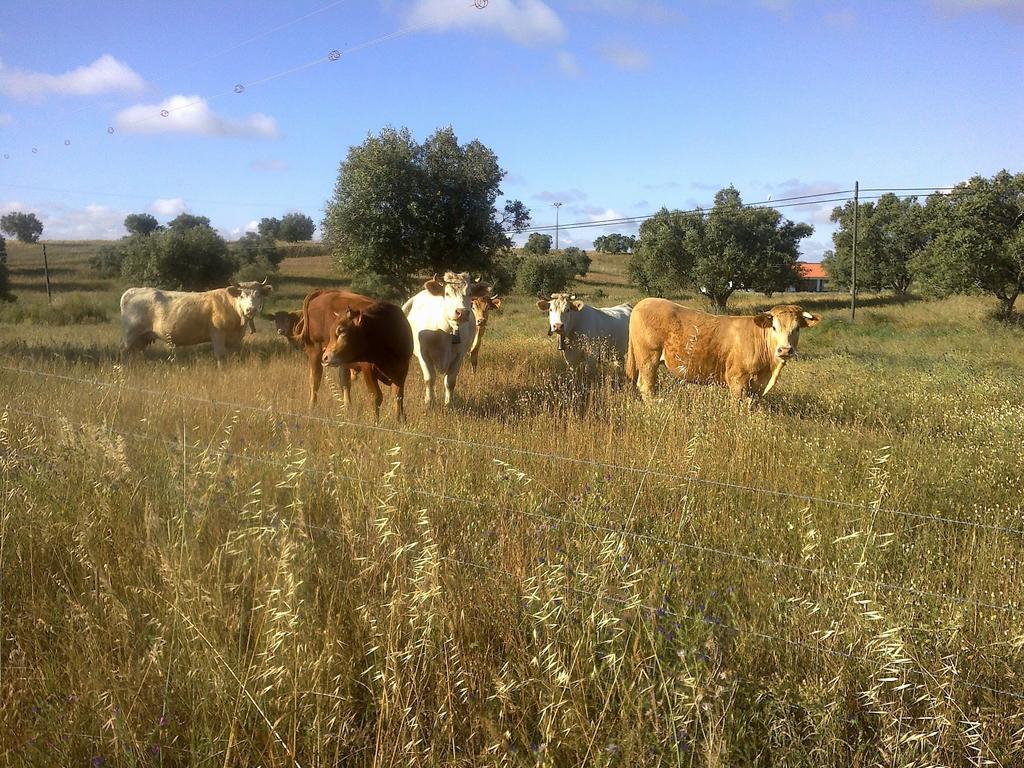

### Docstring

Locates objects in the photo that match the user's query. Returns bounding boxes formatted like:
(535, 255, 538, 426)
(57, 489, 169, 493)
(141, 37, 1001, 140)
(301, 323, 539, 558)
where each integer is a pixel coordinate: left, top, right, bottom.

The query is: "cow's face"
(754, 305, 821, 361)
(322, 308, 366, 367)
(424, 272, 490, 332)
(536, 293, 584, 338)
(269, 311, 300, 338)
(229, 281, 273, 320)
(471, 295, 501, 328)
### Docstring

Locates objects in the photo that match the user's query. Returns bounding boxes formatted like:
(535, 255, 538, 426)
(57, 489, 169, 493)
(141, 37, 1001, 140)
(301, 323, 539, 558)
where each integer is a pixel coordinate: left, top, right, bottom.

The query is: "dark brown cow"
(300, 289, 413, 422)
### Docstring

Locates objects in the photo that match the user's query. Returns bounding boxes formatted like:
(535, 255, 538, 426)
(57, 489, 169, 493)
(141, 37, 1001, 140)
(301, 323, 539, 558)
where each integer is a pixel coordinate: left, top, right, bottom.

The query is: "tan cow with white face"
(626, 299, 820, 404)
(120, 280, 273, 364)
(468, 293, 501, 372)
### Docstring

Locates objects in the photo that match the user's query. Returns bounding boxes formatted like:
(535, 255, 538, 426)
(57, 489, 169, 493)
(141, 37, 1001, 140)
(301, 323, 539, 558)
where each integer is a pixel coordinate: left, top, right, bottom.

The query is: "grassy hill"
(1, 240, 1022, 765)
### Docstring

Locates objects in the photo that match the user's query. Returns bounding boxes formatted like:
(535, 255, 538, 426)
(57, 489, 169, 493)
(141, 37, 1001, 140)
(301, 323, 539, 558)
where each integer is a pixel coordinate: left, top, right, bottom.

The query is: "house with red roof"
(793, 261, 830, 292)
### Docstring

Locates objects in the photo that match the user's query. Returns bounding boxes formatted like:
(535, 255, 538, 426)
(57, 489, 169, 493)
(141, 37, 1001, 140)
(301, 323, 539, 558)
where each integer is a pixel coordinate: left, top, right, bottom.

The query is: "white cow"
(537, 293, 633, 370)
(403, 271, 490, 407)
(120, 280, 272, 364)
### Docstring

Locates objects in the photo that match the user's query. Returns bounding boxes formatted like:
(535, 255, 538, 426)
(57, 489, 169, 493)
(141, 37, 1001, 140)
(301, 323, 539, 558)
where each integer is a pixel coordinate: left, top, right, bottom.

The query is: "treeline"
(92, 212, 316, 290)
(824, 171, 1024, 317)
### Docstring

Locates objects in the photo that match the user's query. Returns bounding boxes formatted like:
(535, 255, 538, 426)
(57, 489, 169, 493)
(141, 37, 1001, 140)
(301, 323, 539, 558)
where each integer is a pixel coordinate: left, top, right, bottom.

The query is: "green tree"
(593, 233, 636, 254)
(515, 253, 576, 296)
(0, 211, 44, 243)
(561, 246, 591, 278)
(89, 244, 125, 278)
(628, 187, 812, 311)
(167, 213, 211, 232)
(0, 234, 12, 301)
(258, 217, 282, 240)
(523, 233, 552, 255)
(277, 212, 315, 242)
(124, 213, 161, 237)
(120, 225, 235, 290)
(823, 193, 926, 294)
(232, 232, 283, 282)
(912, 170, 1024, 318)
(322, 125, 528, 288)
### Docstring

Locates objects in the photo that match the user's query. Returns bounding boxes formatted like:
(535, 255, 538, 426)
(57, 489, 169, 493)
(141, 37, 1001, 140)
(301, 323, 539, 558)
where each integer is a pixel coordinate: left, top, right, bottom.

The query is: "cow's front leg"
(362, 371, 384, 424)
(443, 359, 464, 407)
(418, 355, 436, 409)
(209, 328, 228, 367)
(337, 365, 354, 408)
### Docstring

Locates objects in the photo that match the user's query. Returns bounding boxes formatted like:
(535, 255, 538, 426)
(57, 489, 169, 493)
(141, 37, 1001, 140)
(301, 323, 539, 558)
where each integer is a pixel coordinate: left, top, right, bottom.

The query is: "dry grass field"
(1, 240, 1023, 766)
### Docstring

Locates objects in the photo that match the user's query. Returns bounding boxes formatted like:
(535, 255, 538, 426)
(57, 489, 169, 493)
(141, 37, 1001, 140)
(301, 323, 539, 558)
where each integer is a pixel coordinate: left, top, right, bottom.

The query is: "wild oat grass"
(0, 245, 1022, 766)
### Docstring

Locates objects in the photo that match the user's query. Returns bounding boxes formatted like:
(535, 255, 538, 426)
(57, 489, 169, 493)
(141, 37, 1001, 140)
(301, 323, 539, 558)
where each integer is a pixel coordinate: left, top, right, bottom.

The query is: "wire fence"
(2, 360, 1023, 706)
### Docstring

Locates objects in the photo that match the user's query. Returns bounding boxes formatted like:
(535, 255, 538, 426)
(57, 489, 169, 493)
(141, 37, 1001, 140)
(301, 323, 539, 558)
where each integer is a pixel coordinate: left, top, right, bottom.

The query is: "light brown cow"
(626, 299, 820, 404)
(468, 294, 501, 372)
(120, 280, 273, 364)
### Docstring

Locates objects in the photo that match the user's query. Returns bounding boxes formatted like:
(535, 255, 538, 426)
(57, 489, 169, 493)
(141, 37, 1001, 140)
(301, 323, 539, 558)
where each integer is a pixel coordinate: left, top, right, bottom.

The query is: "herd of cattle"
(119, 273, 821, 421)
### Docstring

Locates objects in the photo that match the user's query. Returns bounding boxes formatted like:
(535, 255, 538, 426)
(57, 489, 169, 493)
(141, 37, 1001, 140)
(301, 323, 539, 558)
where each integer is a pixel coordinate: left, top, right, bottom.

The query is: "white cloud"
(534, 188, 587, 203)
(404, 0, 565, 45)
(151, 198, 187, 218)
(0, 200, 127, 239)
(598, 43, 651, 71)
(115, 95, 279, 139)
(224, 220, 260, 239)
(555, 51, 582, 78)
(0, 54, 147, 101)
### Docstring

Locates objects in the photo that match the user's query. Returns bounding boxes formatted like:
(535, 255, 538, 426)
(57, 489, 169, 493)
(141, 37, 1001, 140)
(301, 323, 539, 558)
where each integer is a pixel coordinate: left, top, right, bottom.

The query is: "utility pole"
(553, 202, 562, 250)
(850, 180, 858, 321)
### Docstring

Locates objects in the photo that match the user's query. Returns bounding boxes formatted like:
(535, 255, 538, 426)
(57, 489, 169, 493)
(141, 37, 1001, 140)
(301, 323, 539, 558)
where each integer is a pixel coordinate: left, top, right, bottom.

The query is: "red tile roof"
(798, 262, 828, 279)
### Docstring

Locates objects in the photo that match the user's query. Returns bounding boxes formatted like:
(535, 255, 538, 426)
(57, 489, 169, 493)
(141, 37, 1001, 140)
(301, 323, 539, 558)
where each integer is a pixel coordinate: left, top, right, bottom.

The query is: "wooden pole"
(850, 181, 858, 321)
(42, 243, 52, 304)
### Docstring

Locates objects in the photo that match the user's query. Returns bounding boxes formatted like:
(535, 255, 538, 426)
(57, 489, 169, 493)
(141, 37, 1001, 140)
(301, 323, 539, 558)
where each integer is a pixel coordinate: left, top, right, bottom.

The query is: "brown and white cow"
(468, 294, 501, 372)
(300, 289, 413, 422)
(626, 299, 820, 404)
(120, 280, 273, 364)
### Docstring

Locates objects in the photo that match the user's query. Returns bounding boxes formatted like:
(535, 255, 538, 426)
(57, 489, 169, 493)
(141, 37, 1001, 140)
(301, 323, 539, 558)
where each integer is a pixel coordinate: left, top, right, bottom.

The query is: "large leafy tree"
(120, 223, 235, 290)
(278, 212, 315, 242)
(124, 213, 161, 237)
(167, 213, 212, 232)
(912, 170, 1024, 317)
(322, 125, 529, 287)
(523, 233, 552, 255)
(0, 211, 44, 243)
(593, 233, 636, 254)
(628, 187, 812, 310)
(823, 193, 927, 295)
(258, 217, 282, 239)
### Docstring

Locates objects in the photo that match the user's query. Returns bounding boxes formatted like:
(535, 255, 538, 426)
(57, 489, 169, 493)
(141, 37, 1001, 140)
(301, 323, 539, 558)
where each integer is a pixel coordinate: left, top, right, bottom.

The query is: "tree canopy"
(0, 234, 11, 301)
(523, 233, 552, 255)
(322, 125, 529, 290)
(258, 217, 282, 240)
(124, 213, 161, 237)
(912, 170, 1024, 317)
(628, 187, 813, 310)
(0, 211, 44, 243)
(823, 193, 927, 295)
(278, 212, 315, 242)
(167, 213, 212, 232)
(120, 224, 235, 291)
(593, 233, 636, 254)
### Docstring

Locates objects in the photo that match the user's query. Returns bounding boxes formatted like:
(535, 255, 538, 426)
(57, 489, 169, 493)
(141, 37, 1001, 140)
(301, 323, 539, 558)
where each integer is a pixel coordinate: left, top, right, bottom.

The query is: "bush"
(562, 247, 591, 278)
(515, 254, 577, 296)
(120, 227, 235, 290)
(233, 232, 283, 268)
(233, 255, 279, 284)
(89, 244, 125, 278)
(0, 293, 108, 325)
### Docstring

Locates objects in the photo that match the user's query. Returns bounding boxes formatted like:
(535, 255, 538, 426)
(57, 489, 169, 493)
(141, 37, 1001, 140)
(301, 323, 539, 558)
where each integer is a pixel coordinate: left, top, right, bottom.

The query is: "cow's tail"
(625, 336, 638, 387)
(299, 289, 328, 346)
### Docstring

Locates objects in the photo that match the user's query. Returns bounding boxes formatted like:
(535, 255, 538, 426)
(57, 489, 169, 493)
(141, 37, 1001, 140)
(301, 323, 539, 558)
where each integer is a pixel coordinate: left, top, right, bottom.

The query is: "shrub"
(233, 255, 279, 284)
(515, 254, 577, 296)
(348, 271, 413, 303)
(0, 293, 108, 325)
(233, 232, 283, 268)
(89, 244, 125, 278)
(562, 247, 591, 278)
(0, 234, 11, 301)
(120, 227, 236, 290)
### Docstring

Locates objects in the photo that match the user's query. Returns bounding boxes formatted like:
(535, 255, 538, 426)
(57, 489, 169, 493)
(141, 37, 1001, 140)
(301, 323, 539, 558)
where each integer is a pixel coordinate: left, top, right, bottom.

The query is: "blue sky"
(1, 0, 1022, 259)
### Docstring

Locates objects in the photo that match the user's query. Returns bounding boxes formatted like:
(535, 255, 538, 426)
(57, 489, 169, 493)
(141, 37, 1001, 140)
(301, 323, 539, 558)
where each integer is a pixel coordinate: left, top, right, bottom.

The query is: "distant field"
(2, 240, 1023, 766)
